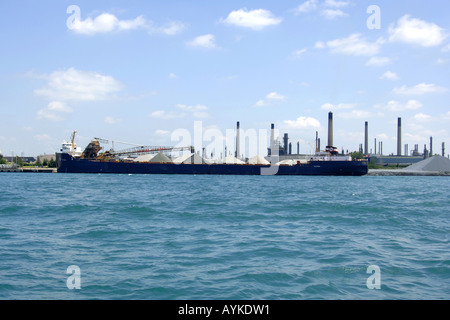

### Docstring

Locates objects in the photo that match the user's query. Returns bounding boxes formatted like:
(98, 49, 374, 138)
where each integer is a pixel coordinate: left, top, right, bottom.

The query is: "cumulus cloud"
(375, 100, 423, 112)
(255, 92, 286, 107)
(389, 15, 447, 47)
(380, 71, 399, 81)
(392, 83, 447, 95)
(187, 34, 217, 49)
(68, 10, 185, 36)
(37, 101, 73, 121)
(294, 0, 319, 14)
(319, 33, 383, 56)
(294, 0, 350, 19)
(321, 9, 347, 20)
(221, 8, 282, 30)
(35, 68, 122, 101)
(284, 116, 321, 129)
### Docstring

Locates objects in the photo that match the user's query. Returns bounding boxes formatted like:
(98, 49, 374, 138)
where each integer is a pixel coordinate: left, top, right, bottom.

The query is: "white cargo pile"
(247, 155, 270, 165)
(133, 154, 154, 162)
(173, 153, 210, 164)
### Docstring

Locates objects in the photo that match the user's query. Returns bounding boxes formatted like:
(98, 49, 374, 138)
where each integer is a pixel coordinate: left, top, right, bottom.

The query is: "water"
(0, 173, 449, 300)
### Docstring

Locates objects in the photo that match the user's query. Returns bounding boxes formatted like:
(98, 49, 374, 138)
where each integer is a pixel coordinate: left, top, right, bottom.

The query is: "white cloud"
(389, 15, 447, 47)
(187, 34, 217, 49)
(321, 103, 356, 110)
(442, 44, 450, 52)
(47, 101, 73, 113)
(70, 13, 146, 35)
(294, 0, 319, 14)
(69, 12, 185, 36)
(314, 41, 326, 49)
(221, 8, 282, 30)
(291, 48, 307, 59)
(380, 71, 399, 81)
(366, 56, 391, 67)
(35, 68, 122, 101)
(324, 0, 350, 8)
(169, 73, 178, 79)
(321, 33, 383, 56)
(321, 9, 347, 20)
(155, 130, 170, 136)
(375, 100, 423, 112)
(104, 116, 122, 125)
(37, 101, 73, 121)
(294, 0, 350, 19)
(413, 113, 432, 121)
(149, 21, 185, 36)
(284, 116, 321, 129)
(393, 83, 447, 95)
(255, 92, 286, 107)
(266, 92, 286, 101)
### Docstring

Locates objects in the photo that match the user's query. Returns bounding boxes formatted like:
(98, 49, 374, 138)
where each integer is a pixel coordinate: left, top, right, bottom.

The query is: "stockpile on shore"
(368, 156, 450, 176)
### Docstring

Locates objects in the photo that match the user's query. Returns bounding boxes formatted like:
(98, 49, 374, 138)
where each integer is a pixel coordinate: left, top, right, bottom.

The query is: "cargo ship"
(56, 131, 368, 176)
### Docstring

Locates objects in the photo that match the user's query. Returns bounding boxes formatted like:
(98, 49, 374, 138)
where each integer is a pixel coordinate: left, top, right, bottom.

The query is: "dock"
(0, 167, 57, 173)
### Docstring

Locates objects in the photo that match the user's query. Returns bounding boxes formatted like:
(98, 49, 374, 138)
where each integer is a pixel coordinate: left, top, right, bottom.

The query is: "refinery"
(2, 111, 449, 175)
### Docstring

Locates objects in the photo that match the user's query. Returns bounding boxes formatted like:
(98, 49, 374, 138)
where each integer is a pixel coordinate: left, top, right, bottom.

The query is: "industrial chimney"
(364, 122, 369, 155)
(328, 112, 334, 147)
(397, 117, 402, 156)
(236, 122, 241, 159)
(270, 124, 275, 156)
(430, 137, 433, 157)
(283, 133, 289, 155)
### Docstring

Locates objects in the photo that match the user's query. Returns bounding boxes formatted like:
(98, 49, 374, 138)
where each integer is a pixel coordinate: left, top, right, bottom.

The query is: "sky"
(0, 0, 449, 158)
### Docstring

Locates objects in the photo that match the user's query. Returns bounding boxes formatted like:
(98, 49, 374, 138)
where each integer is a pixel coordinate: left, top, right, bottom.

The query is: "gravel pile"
(403, 156, 450, 172)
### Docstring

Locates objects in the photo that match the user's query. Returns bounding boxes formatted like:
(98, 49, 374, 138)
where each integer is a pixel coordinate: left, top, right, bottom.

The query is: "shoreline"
(367, 169, 450, 176)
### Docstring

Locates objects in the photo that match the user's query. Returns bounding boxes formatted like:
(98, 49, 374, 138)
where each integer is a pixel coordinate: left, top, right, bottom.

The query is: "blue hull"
(57, 153, 368, 176)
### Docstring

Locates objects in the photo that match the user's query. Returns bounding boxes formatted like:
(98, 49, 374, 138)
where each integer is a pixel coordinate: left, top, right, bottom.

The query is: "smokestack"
(328, 112, 334, 147)
(283, 133, 289, 155)
(430, 137, 433, 157)
(364, 122, 369, 155)
(297, 141, 300, 155)
(374, 138, 377, 155)
(315, 131, 319, 153)
(397, 117, 402, 156)
(236, 122, 241, 159)
(270, 124, 275, 156)
(443, 142, 445, 157)
(289, 142, 292, 155)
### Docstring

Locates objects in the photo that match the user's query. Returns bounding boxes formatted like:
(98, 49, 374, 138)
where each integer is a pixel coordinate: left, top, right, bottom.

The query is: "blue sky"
(1, 0, 449, 158)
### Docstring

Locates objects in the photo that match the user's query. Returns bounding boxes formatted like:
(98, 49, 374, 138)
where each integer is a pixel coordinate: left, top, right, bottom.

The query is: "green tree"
(349, 151, 364, 160)
(48, 159, 57, 168)
(0, 154, 6, 165)
(14, 156, 24, 167)
(35, 157, 42, 167)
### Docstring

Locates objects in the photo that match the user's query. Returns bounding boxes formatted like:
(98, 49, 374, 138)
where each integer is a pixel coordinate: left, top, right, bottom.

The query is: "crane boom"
(106, 145, 194, 157)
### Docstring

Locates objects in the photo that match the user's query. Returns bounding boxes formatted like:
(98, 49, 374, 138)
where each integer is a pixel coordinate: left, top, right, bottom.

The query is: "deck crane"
(83, 137, 194, 159)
